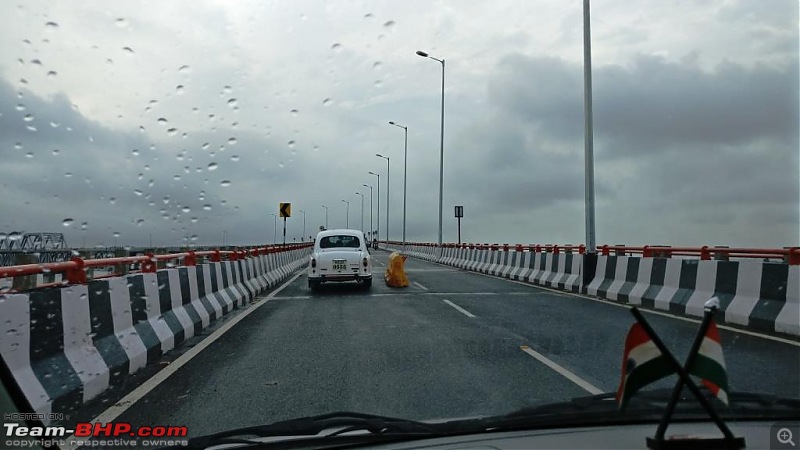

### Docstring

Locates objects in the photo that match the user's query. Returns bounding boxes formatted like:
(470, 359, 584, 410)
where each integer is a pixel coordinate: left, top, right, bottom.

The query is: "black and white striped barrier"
(586, 255, 800, 336)
(379, 242, 799, 337)
(0, 247, 310, 419)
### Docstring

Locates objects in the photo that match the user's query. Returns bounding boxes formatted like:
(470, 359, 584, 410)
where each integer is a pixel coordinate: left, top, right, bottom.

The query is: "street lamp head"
(375, 153, 383, 157)
(369, 171, 377, 176)
(416, 50, 429, 57)
(389, 121, 395, 125)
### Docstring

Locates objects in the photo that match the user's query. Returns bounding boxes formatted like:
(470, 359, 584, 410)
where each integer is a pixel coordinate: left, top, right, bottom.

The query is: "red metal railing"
(378, 241, 800, 265)
(0, 243, 314, 290)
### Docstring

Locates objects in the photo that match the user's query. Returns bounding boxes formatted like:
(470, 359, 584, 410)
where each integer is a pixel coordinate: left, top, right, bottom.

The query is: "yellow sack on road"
(385, 252, 409, 288)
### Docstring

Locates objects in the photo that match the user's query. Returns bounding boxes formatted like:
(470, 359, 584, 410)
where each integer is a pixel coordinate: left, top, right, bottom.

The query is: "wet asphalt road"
(83, 250, 799, 438)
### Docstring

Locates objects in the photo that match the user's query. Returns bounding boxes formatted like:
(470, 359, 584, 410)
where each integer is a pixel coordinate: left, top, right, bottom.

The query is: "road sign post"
(455, 205, 463, 244)
(280, 203, 291, 246)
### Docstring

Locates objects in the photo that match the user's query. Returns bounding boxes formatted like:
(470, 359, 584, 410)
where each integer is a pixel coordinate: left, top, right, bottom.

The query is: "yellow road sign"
(279, 202, 291, 218)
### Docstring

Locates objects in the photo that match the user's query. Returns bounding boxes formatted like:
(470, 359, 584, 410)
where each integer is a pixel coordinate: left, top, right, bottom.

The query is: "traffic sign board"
(454, 205, 464, 218)
(280, 202, 291, 218)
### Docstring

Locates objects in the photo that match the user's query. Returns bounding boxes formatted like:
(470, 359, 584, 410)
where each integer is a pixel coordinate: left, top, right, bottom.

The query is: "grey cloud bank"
(0, 0, 797, 248)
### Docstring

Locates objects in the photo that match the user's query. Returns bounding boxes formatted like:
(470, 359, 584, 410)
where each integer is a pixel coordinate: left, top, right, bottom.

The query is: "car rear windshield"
(319, 235, 361, 249)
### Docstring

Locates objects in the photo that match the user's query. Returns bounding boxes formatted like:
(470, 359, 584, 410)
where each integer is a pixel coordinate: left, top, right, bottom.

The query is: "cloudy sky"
(0, 0, 797, 249)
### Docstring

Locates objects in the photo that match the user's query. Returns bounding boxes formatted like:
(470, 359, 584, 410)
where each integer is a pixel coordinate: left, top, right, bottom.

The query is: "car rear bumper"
(309, 274, 372, 283)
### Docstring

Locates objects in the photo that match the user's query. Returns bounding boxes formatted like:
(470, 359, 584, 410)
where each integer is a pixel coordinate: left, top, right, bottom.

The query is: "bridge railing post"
(66, 257, 87, 284)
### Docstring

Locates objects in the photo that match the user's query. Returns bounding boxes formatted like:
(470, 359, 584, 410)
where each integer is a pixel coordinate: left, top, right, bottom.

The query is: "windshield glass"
(0, 1, 797, 448)
(319, 235, 361, 249)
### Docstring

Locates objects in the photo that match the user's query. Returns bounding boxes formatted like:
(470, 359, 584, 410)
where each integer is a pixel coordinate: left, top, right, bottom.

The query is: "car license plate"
(332, 260, 346, 270)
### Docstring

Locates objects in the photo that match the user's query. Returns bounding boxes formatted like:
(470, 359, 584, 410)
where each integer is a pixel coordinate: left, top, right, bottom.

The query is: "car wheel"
(308, 280, 320, 292)
(362, 278, 372, 289)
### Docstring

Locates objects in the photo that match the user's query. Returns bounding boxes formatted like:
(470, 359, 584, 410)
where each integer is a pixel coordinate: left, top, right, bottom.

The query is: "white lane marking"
(443, 299, 476, 318)
(61, 271, 305, 450)
(412, 281, 429, 291)
(520, 345, 603, 395)
(418, 257, 800, 347)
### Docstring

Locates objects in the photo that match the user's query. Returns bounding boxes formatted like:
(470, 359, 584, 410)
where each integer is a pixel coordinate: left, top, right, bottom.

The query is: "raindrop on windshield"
(122, 46, 134, 54)
(383, 20, 395, 28)
(167, 128, 177, 136)
(227, 137, 237, 145)
(373, 61, 382, 70)
(178, 65, 191, 73)
(25, 152, 33, 158)
(227, 98, 238, 108)
(220, 180, 231, 187)
(201, 142, 210, 150)
(62, 218, 73, 227)
(290, 109, 299, 116)
(47, 71, 57, 78)
(331, 43, 342, 52)
(81, 222, 88, 231)
(45, 21, 59, 29)
(322, 98, 332, 106)
(109, 197, 116, 204)
(114, 18, 128, 28)
(287, 140, 295, 148)
(23, 114, 34, 122)
(203, 204, 212, 211)
(364, 13, 374, 19)
(157, 118, 167, 125)
(113, 232, 121, 238)
(207, 162, 218, 171)
(132, 149, 140, 156)
(52, 149, 59, 155)
(230, 155, 240, 162)
(134, 190, 143, 196)
(176, 85, 185, 95)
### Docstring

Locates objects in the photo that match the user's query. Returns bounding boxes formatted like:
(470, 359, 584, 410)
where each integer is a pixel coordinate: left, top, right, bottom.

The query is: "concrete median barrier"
(0, 246, 311, 420)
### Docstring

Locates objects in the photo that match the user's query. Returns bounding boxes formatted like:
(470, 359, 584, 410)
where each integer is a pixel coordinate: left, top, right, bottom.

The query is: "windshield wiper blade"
(175, 411, 443, 450)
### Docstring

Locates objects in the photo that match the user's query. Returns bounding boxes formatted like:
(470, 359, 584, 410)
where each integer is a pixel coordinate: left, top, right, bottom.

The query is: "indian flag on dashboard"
(687, 319, 729, 405)
(615, 323, 675, 410)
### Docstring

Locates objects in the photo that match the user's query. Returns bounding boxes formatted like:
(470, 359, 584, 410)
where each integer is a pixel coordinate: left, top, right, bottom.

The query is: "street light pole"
(363, 184, 373, 243)
(270, 213, 277, 244)
(368, 171, 380, 243)
(583, 0, 596, 254)
(376, 154, 390, 242)
(299, 209, 306, 242)
(416, 50, 445, 255)
(389, 121, 408, 249)
(321, 205, 328, 229)
(341, 199, 350, 228)
(355, 191, 365, 233)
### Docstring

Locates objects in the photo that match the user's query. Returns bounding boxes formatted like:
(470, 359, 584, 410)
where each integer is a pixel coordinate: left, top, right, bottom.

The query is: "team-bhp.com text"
(5, 422, 188, 448)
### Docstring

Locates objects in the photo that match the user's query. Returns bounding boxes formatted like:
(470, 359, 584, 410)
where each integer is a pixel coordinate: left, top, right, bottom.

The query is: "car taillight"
(311, 258, 316, 268)
(362, 258, 368, 267)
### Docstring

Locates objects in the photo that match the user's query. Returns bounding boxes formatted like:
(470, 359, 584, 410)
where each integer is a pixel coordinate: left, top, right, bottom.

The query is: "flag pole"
(629, 307, 736, 441)
(653, 301, 717, 440)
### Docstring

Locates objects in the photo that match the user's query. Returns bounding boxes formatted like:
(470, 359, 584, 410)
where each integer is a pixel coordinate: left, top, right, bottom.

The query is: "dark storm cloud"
(444, 51, 797, 241)
(488, 53, 798, 155)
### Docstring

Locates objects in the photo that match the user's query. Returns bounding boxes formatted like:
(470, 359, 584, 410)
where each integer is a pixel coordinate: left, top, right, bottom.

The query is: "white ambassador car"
(308, 229, 372, 290)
